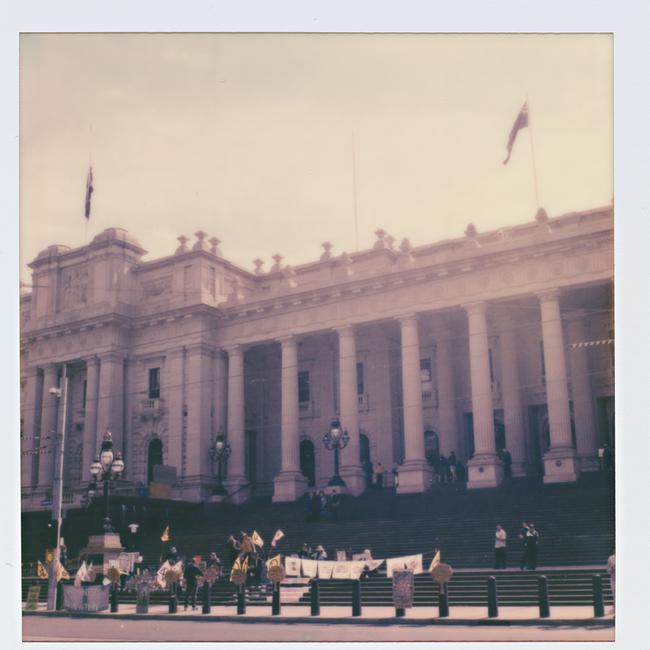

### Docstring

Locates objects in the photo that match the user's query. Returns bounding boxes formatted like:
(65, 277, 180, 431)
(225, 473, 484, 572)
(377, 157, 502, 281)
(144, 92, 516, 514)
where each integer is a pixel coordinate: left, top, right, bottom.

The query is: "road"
(22, 617, 615, 642)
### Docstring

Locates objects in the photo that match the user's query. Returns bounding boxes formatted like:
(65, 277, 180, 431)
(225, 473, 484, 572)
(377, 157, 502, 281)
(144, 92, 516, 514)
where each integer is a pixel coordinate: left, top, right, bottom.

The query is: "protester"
(226, 535, 241, 565)
(165, 546, 180, 565)
(127, 521, 140, 550)
(518, 523, 529, 570)
(494, 524, 507, 569)
(524, 523, 540, 570)
(313, 545, 327, 561)
(299, 543, 312, 559)
(182, 557, 203, 610)
(206, 552, 221, 570)
(373, 461, 385, 488)
(330, 489, 341, 521)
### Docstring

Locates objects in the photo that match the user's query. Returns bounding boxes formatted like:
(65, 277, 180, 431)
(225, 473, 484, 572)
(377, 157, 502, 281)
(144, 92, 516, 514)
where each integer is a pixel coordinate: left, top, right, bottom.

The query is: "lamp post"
(89, 430, 125, 533)
(323, 418, 349, 487)
(209, 435, 231, 495)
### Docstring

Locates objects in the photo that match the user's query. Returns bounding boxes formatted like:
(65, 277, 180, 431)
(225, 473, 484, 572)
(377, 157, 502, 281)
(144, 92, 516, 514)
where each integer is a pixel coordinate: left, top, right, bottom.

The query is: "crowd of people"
(492, 521, 540, 570)
(303, 489, 342, 522)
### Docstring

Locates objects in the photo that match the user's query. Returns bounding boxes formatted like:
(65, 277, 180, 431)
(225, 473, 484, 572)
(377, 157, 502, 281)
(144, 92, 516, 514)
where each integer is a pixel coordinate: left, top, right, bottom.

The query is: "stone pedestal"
(223, 476, 250, 505)
(272, 471, 308, 502)
(467, 455, 504, 489)
(80, 533, 124, 572)
(543, 447, 580, 484)
(396, 460, 432, 494)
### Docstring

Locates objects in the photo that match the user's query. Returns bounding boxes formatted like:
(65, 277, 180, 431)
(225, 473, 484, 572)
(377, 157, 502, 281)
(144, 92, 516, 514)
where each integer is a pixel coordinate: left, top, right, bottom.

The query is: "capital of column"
(223, 344, 244, 358)
(83, 355, 100, 368)
(277, 334, 299, 349)
(397, 313, 419, 328)
(335, 324, 357, 339)
(185, 342, 216, 357)
(42, 362, 59, 376)
(99, 351, 126, 364)
(535, 288, 561, 304)
(462, 301, 487, 317)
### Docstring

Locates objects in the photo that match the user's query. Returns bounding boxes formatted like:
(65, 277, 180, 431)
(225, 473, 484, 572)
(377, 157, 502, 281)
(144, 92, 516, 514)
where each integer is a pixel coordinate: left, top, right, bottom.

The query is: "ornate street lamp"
(209, 435, 231, 496)
(89, 430, 125, 533)
(323, 418, 349, 487)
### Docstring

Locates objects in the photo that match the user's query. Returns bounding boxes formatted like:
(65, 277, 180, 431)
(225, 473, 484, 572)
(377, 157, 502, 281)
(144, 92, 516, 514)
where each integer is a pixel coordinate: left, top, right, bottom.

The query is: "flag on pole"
(160, 525, 170, 542)
(428, 550, 441, 572)
(503, 102, 528, 165)
(270, 529, 285, 547)
(84, 166, 94, 220)
(266, 555, 282, 570)
(251, 530, 264, 548)
(37, 561, 48, 579)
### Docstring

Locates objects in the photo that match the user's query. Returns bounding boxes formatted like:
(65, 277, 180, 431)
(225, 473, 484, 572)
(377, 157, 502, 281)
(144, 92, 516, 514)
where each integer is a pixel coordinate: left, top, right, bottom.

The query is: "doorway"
(147, 438, 163, 485)
(300, 439, 316, 486)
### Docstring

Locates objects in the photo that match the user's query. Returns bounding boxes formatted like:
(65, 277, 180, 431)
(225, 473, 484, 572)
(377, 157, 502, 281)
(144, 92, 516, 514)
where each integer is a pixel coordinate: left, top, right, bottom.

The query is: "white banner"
(317, 560, 335, 579)
(349, 560, 367, 580)
(284, 557, 302, 577)
(300, 559, 318, 578)
(386, 554, 423, 578)
(332, 561, 351, 579)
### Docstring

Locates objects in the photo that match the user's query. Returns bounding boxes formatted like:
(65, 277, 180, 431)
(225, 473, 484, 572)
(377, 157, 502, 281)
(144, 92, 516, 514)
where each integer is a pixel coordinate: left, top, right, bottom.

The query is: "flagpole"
(526, 94, 541, 210)
(351, 131, 359, 251)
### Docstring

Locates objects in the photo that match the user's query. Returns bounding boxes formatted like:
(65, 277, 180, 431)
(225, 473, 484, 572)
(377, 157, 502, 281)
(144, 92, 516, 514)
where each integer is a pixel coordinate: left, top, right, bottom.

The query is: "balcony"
(138, 397, 165, 420)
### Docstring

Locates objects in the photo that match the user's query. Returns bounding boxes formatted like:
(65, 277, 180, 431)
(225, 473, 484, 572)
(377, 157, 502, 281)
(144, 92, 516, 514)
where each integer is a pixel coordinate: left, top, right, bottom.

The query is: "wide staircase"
(22, 472, 615, 608)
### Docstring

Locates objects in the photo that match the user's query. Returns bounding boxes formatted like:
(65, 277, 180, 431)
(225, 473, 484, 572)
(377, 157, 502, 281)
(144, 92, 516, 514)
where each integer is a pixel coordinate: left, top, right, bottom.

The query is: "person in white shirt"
(494, 524, 507, 569)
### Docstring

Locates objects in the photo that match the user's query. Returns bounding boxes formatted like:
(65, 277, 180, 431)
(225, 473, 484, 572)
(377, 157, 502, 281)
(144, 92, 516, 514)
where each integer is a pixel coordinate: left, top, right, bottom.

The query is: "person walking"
(494, 524, 507, 569)
(182, 558, 203, 610)
(373, 461, 385, 488)
(524, 523, 540, 570)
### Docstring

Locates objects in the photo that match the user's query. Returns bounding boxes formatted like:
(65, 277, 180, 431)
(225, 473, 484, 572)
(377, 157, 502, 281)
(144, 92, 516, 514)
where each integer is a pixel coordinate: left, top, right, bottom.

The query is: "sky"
(19, 33, 612, 281)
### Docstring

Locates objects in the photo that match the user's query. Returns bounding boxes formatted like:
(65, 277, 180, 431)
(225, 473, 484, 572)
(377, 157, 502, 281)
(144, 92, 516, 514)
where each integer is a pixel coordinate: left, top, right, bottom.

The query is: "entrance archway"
(147, 438, 163, 485)
(300, 439, 316, 486)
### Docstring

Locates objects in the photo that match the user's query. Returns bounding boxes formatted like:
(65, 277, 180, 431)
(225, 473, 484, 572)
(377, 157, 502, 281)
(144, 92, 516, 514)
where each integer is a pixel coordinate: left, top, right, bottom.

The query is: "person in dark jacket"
(183, 558, 204, 610)
(165, 546, 179, 565)
(226, 536, 240, 565)
(518, 523, 529, 570)
(524, 523, 540, 570)
(206, 552, 221, 569)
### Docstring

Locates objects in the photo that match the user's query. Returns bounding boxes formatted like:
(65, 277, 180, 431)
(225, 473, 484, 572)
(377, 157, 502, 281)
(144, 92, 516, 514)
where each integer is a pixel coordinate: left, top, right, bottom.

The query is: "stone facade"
(20, 207, 615, 508)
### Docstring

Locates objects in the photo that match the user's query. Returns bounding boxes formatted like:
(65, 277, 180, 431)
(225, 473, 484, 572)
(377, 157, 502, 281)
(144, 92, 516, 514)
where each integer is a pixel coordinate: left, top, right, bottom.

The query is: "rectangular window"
(540, 341, 546, 382)
(420, 358, 432, 383)
(82, 379, 87, 408)
(148, 367, 161, 399)
(298, 370, 310, 403)
(356, 362, 364, 395)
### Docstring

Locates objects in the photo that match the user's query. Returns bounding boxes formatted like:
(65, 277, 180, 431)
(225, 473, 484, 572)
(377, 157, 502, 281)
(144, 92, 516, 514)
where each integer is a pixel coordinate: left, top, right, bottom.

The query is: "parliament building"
(20, 206, 614, 509)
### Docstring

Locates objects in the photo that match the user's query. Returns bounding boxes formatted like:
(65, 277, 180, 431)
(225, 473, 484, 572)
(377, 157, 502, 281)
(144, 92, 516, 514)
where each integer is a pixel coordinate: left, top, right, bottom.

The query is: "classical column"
(37, 364, 60, 490)
(464, 302, 503, 488)
(497, 312, 527, 476)
(81, 356, 100, 481)
(273, 336, 307, 502)
(224, 345, 248, 501)
(538, 289, 579, 483)
(95, 353, 125, 455)
(397, 314, 432, 493)
(21, 368, 42, 489)
(165, 348, 185, 479)
(336, 325, 365, 495)
(566, 312, 599, 471)
(433, 321, 460, 457)
(185, 343, 214, 500)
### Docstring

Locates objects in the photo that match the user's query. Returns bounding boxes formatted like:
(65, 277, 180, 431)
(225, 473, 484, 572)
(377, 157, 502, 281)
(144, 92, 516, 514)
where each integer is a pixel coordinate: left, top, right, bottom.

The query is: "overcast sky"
(19, 33, 612, 281)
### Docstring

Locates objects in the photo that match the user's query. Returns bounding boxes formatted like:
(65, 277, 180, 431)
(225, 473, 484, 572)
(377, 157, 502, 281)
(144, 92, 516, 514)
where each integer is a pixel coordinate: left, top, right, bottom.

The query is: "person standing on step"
(373, 461, 385, 488)
(524, 523, 539, 570)
(501, 448, 512, 478)
(182, 557, 203, 610)
(439, 454, 449, 483)
(330, 489, 341, 521)
(494, 524, 507, 569)
(518, 523, 529, 570)
(226, 535, 240, 566)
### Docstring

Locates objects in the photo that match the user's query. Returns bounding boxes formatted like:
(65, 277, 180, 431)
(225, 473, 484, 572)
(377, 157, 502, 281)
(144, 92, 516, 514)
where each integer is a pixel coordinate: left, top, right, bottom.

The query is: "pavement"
(23, 602, 615, 626)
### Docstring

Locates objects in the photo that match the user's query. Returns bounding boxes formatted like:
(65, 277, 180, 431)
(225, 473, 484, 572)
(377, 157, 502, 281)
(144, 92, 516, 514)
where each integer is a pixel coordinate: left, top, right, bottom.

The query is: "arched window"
(300, 439, 316, 487)
(147, 438, 163, 485)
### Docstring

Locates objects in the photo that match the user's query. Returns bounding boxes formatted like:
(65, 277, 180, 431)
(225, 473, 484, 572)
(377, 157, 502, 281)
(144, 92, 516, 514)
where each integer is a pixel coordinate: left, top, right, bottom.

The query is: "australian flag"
(503, 102, 528, 165)
(84, 166, 94, 220)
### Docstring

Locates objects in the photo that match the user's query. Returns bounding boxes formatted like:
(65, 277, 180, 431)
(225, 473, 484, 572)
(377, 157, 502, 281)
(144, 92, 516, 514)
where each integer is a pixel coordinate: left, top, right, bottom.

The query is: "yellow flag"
(266, 554, 281, 570)
(37, 561, 48, 579)
(55, 562, 70, 582)
(160, 525, 170, 542)
(251, 530, 264, 548)
(230, 555, 249, 582)
(428, 550, 441, 572)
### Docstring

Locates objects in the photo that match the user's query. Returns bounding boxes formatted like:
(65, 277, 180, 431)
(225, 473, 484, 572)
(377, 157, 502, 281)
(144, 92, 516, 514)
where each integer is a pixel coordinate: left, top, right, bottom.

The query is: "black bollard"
(202, 581, 211, 615)
(310, 579, 320, 616)
(168, 583, 178, 614)
(395, 607, 405, 617)
(592, 574, 604, 618)
(537, 575, 550, 618)
(110, 583, 119, 613)
(236, 584, 246, 615)
(487, 576, 499, 618)
(272, 582, 281, 615)
(55, 582, 63, 611)
(438, 582, 449, 618)
(352, 580, 362, 617)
